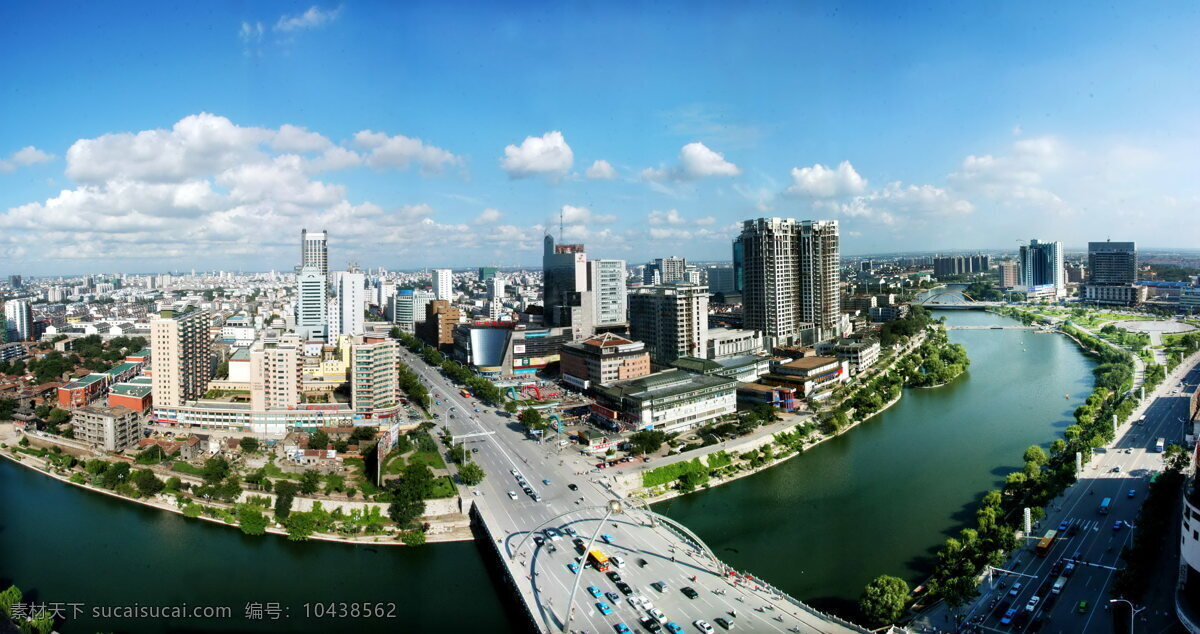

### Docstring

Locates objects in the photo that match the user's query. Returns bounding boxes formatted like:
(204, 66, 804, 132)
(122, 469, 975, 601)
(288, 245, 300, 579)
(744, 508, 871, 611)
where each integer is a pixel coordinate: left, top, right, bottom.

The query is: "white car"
(507, 491, 518, 500)
(628, 596, 647, 610)
(510, 469, 519, 476)
(611, 555, 626, 569)
(647, 607, 668, 624)
(694, 620, 715, 634)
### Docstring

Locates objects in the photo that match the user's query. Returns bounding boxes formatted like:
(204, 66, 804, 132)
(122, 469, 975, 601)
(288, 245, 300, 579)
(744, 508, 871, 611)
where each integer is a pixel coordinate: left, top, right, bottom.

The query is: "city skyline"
(3, 2, 1200, 276)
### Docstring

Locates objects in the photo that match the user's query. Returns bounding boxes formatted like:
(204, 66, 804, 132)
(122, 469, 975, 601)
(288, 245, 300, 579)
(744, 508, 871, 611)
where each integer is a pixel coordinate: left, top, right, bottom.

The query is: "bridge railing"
(722, 567, 877, 634)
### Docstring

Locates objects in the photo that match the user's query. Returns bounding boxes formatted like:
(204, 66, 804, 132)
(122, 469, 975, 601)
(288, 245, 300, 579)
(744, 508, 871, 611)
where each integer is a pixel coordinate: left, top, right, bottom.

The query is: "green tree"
(239, 436, 260, 453)
(133, 468, 165, 496)
(299, 469, 321, 495)
(1164, 443, 1191, 473)
(47, 407, 70, 425)
(1023, 445, 1048, 467)
(400, 529, 427, 545)
(201, 456, 230, 484)
(308, 429, 331, 450)
(238, 506, 269, 535)
(165, 476, 183, 491)
(274, 481, 299, 519)
(324, 473, 346, 494)
(519, 408, 547, 432)
(284, 512, 316, 540)
(0, 584, 23, 619)
(858, 575, 909, 627)
(629, 430, 667, 456)
(458, 462, 485, 486)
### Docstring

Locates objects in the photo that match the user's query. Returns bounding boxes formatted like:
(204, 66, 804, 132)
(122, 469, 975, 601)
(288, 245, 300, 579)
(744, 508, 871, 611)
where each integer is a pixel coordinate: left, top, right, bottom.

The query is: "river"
(655, 309, 1096, 616)
(0, 308, 1095, 632)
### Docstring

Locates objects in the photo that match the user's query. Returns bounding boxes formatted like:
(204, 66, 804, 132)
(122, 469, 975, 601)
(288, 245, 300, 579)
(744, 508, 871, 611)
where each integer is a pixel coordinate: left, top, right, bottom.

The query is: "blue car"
(1057, 520, 1070, 532)
(597, 601, 613, 615)
(1128, 489, 1136, 498)
(1000, 608, 1017, 625)
(543, 478, 552, 485)
(601, 533, 614, 544)
(587, 586, 603, 598)
(568, 562, 579, 573)
(615, 625, 631, 634)
(665, 623, 684, 634)
(1113, 520, 1124, 531)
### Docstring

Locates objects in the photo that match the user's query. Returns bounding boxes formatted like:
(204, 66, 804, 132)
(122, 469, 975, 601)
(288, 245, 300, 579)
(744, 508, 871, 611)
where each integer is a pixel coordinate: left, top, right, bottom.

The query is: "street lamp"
(1109, 599, 1145, 633)
(562, 500, 623, 633)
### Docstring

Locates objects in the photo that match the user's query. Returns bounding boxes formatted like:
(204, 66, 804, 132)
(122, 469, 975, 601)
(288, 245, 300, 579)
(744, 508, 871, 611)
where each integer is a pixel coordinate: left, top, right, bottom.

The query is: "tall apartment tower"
(432, 269, 454, 301)
(351, 335, 402, 420)
(998, 261, 1020, 289)
(330, 270, 367, 337)
(249, 335, 302, 411)
(295, 266, 328, 340)
(3, 299, 33, 342)
(418, 300, 461, 351)
(150, 306, 212, 408)
(656, 257, 688, 283)
(589, 259, 627, 328)
(487, 276, 507, 320)
(300, 229, 328, 277)
(734, 217, 842, 347)
(628, 283, 709, 366)
(1018, 239, 1065, 298)
(542, 235, 588, 328)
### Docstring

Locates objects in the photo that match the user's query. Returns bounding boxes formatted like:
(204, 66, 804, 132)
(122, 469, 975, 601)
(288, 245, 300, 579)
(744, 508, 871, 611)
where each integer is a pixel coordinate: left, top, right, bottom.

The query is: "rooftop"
(597, 369, 737, 402)
(64, 373, 108, 389)
(110, 382, 152, 398)
(779, 356, 841, 371)
(103, 362, 141, 377)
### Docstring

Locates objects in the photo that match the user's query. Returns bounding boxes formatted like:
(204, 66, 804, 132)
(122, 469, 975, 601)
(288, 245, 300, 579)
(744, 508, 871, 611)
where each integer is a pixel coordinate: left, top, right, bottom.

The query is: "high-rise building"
(487, 276, 507, 320)
(589, 259, 627, 327)
(418, 300, 460, 351)
(1083, 241, 1142, 305)
(478, 266, 498, 281)
(330, 270, 367, 337)
(249, 335, 302, 411)
(300, 229, 328, 277)
(150, 306, 212, 408)
(705, 266, 736, 293)
(391, 289, 436, 333)
(655, 257, 687, 283)
(628, 282, 709, 365)
(543, 235, 588, 328)
(933, 255, 991, 277)
(295, 266, 328, 340)
(432, 269, 454, 301)
(351, 335, 402, 420)
(734, 217, 842, 347)
(1018, 239, 1065, 299)
(998, 261, 1019, 289)
(4, 299, 33, 342)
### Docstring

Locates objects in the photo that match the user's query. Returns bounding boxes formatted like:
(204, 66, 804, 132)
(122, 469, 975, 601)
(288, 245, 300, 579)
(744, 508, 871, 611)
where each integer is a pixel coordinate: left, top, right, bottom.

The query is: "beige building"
(151, 306, 212, 407)
(351, 334, 402, 421)
(250, 335, 302, 411)
(628, 282, 709, 366)
(559, 333, 651, 389)
(74, 405, 141, 452)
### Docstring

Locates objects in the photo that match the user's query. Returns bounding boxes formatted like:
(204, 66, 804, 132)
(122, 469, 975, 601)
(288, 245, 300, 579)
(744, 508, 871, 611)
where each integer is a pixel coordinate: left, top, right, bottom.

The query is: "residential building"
(629, 282, 709, 366)
(735, 217, 843, 347)
(998, 261, 1019, 289)
(58, 373, 109, 408)
(487, 276, 507, 320)
(1083, 241, 1140, 306)
(418, 300, 460, 351)
(300, 228, 328, 277)
(330, 270, 367, 337)
(108, 377, 153, 413)
(559, 333, 651, 389)
(150, 305, 212, 408)
(590, 369, 737, 434)
(589, 259, 627, 328)
(350, 335, 403, 421)
(816, 338, 881, 374)
(249, 336, 302, 411)
(432, 268, 454, 301)
(869, 305, 909, 322)
(705, 328, 764, 360)
(933, 255, 991, 277)
(295, 266, 328, 341)
(1018, 239, 1065, 299)
(74, 405, 141, 452)
(4, 299, 33, 342)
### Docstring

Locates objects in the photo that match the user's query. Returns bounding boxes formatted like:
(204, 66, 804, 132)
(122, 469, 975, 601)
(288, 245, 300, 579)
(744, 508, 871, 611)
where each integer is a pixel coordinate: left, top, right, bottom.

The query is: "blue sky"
(2, 1, 1198, 275)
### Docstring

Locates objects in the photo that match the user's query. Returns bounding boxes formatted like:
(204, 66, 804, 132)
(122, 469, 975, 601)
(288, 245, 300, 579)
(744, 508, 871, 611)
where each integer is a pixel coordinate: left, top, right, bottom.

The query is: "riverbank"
(0, 432, 473, 546)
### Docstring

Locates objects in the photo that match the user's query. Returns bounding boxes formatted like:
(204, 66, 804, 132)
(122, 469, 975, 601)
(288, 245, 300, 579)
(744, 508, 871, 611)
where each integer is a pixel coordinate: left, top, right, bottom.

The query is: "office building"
(559, 333, 652, 389)
(590, 369, 737, 434)
(295, 266, 328, 340)
(300, 229, 328, 277)
(1018, 239, 1065, 299)
(432, 268, 454, 302)
(762, 356, 848, 401)
(418, 300, 460, 350)
(706, 328, 765, 360)
(998, 261, 1019, 289)
(249, 336, 302, 411)
(734, 217, 842, 347)
(329, 270, 366, 337)
(150, 306, 212, 408)
(74, 405, 142, 452)
(705, 266, 736, 293)
(543, 235, 588, 329)
(391, 288, 436, 333)
(589, 259, 627, 328)
(629, 283, 709, 366)
(4, 299, 33, 342)
(478, 266, 498, 281)
(1082, 241, 1141, 306)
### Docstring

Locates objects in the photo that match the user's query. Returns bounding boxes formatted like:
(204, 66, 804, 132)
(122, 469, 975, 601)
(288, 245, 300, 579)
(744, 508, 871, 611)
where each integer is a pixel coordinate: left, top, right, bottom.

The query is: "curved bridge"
(915, 289, 1001, 309)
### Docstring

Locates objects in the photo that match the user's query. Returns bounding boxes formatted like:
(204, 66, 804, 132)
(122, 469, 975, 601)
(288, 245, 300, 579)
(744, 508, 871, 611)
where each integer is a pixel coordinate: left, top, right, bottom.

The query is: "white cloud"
(306, 146, 361, 172)
(353, 130, 462, 175)
(647, 209, 686, 226)
(272, 124, 332, 153)
(0, 146, 55, 172)
(554, 204, 615, 225)
(948, 135, 1068, 215)
(822, 181, 973, 225)
(642, 142, 740, 183)
(239, 21, 264, 43)
(500, 131, 574, 180)
(785, 160, 867, 198)
(275, 5, 341, 32)
(474, 208, 503, 224)
(585, 159, 617, 180)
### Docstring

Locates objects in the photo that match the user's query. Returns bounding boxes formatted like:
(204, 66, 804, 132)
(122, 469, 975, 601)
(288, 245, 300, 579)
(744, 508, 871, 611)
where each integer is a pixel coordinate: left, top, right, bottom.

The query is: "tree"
(238, 506, 269, 535)
(47, 408, 70, 426)
(1165, 443, 1191, 473)
(201, 456, 230, 484)
(400, 529, 427, 545)
(351, 426, 378, 441)
(503, 400, 518, 414)
(1023, 445, 1048, 467)
(239, 436, 260, 453)
(100, 461, 131, 489)
(308, 429, 331, 451)
(459, 462, 485, 486)
(519, 408, 547, 432)
(299, 469, 321, 495)
(859, 575, 909, 627)
(166, 476, 183, 491)
(324, 473, 345, 494)
(274, 481, 299, 519)
(133, 468, 165, 496)
(284, 512, 316, 540)
(629, 430, 667, 456)
(388, 497, 425, 528)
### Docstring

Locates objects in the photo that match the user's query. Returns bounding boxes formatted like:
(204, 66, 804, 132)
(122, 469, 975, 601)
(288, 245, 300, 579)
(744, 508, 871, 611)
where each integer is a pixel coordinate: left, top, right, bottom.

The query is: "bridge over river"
(398, 346, 889, 634)
(914, 288, 1003, 309)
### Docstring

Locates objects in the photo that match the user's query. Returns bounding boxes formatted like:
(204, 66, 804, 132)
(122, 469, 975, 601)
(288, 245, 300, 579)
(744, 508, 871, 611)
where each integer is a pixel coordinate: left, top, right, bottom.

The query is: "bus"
(1156, 438, 1165, 453)
(1035, 529, 1058, 557)
(587, 549, 610, 572)
(460, 389, 472, 399)
(1099, 497, 1112, 514)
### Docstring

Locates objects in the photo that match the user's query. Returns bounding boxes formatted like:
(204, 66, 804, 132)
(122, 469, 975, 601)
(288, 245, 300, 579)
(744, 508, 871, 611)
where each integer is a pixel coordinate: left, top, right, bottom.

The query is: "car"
(534, 535, 545, 546)
(693, 620, 715, 634)
(680, 586, 698, 599)
(639, 617, 662, 632)
(601, 533, 614, 543)
(510, 469, 519, 476)
(607, 591, 621, 603)
(1063, 563, 1076, 577)
(568, 562, 580, 573)
(615, 624, 632, 634)
(647, 607, 667, 624)
(607, 571, 623, 583)
(1112, 465, 1122, 473)
(1000, 608, 1017, 625)
(1058, 520, 1070, 532)
(597, 601, 613, 615)
(564, 527, 578, 537)
(1008, 582, 1022, 597)
(611, 555, 625, 569)
(508, 491, 518, 500)
(523, 487, 533, 495)
(664, 623, 684, 634)
(547, 543, 557, 554)
(1050, 560, 1063, 576)
(573, 538, 585, 549)
(545, 528, 562, 541)
(1113, 520, 1124, 530)
(616, 582, 633, 595)
(713, 617, 735, 630)
(637, 558, 649, 568)
(471, 447, 479, 453)
(568, 483, 579, 491)
(1128, 489, 1137, 497)
(628, 596, 647, 609)
(533, 493, 543, 502)
(1025, 596, 1041, 612)
(543, 478, 552, 485)
(1067, 523, 1080, 537)
(588, 586, 603, 598)
(651, 581, 668, 593)
(1076, 600, 1089, 613)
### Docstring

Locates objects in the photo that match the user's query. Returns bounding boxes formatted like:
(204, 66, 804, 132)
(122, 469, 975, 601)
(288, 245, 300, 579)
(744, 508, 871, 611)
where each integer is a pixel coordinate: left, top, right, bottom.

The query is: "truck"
(1051, 575, 1068, 595)
(1156, 437, 1165, 452)
(1099, 497, 1112, 514)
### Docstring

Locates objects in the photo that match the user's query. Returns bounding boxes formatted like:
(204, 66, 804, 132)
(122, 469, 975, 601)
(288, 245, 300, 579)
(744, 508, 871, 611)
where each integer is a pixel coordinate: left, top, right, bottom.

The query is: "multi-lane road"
(397, 347, 867, 634)
(940, 357, 1200, 634)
